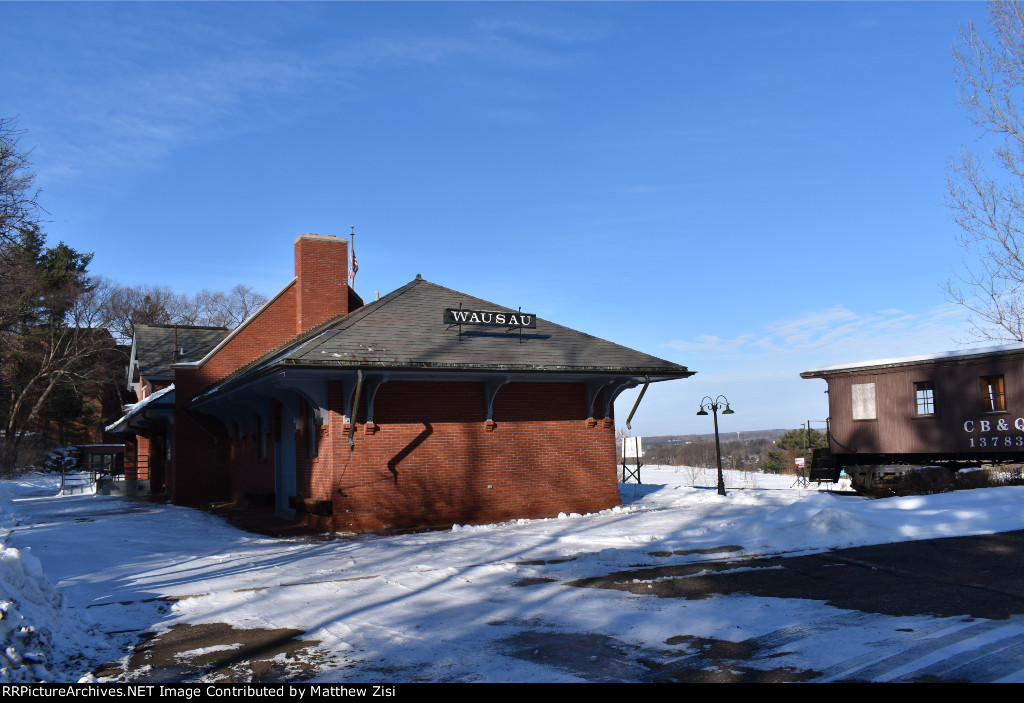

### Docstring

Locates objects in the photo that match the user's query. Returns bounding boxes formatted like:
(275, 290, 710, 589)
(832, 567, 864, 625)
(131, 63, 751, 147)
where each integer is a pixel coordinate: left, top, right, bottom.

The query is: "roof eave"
(188, 360, 693, 406)
(277, 358, 693, 374)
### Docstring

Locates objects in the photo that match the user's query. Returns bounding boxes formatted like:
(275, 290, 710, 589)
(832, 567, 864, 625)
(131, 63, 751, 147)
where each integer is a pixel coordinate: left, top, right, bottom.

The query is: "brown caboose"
(801, 344, 1024, 492)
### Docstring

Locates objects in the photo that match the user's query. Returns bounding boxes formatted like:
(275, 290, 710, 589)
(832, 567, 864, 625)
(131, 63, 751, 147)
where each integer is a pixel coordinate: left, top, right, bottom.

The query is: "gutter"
(188, 363, 694, 407)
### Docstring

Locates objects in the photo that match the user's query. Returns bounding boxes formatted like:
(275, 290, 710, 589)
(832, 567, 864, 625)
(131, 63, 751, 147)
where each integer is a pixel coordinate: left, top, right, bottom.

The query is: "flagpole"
(349, 225, 357, 283)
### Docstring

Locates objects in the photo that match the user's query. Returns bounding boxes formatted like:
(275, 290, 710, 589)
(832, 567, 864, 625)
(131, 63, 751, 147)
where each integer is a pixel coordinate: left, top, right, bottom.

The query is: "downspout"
(624, 375, 650, 431)
(348, 369, 363, 449)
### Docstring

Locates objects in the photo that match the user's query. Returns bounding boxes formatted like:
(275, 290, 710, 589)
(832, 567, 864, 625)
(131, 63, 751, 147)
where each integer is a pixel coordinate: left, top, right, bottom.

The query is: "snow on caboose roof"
(800, 342, 1024, 378)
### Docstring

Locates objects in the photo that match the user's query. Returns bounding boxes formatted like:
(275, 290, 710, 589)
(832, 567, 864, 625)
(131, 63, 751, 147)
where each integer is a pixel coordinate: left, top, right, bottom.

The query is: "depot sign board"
(444, 308, 537, 329)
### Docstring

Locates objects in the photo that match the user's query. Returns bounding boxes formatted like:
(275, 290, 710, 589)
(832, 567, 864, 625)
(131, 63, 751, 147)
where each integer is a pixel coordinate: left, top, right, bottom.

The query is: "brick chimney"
(294, 233, 349, 335)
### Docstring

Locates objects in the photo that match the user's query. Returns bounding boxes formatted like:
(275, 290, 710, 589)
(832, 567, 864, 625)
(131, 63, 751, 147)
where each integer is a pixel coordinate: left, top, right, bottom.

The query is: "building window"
(915, 382, 935, 415)
(982, 375, 1006, 412)
(256, 413, 266, 459)
(851, 383, 876, 420)
(308, 405, 319, 458)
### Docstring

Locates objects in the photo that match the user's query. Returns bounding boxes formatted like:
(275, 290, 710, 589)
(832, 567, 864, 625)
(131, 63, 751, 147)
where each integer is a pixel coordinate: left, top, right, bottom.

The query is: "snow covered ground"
(3, 466, 1024, 683)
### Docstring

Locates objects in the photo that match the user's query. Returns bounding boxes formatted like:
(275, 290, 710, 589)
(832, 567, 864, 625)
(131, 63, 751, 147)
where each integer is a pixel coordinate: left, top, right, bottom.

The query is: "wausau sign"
(444, 308, 537, 329)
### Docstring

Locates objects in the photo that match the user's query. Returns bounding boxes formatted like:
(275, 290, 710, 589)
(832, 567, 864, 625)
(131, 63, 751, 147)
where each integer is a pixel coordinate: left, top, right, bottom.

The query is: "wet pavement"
(555, 530, 1024, 681)
(570, 530, 1024, 621)
(95, 623, 332, 682)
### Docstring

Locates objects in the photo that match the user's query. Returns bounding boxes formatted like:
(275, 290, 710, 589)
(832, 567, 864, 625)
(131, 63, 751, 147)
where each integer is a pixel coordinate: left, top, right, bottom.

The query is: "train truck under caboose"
(801, 343, 1024, 495)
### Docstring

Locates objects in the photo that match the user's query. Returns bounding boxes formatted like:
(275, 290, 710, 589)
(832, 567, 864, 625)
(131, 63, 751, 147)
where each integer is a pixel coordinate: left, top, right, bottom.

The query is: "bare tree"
(0, 119, 127, 471)
(223, 284, 267, 325)
(189, 285, 267, 327)
(946, 1, 1024, 341)
(0, 119, 273, 470)
(100, 281, 178, 343)
(192, 289, 227, 326)
(0, 116, 41, 248)
(101, 279, 269, 344)
(0, 232, 113, 472)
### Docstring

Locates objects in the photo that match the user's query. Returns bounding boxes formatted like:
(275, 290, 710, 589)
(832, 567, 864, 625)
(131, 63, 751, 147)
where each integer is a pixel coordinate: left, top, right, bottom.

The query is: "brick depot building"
(109, 324, 231, 494)
(145, 234, 692, 531)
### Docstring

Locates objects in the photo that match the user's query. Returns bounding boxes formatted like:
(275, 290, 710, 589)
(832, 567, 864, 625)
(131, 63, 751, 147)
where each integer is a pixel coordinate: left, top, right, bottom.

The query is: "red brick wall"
(294, 233, 349, 335)
(168, 234, 620, 527)
(176, 234, 351, 392)
(137, 380, 171, 402)
(188, 284, 298, 387)
(171, 234, 353, 505)
(283, 380, 620, 531)
(168, 391, 231, 506)
(226, 413, 276, 505)
(124, 437, 139, 481)
(136, 433, 151, 470)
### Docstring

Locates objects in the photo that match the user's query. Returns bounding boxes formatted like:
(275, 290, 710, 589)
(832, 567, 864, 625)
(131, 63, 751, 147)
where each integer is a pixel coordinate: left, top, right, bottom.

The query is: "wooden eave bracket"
(362, 374, 388, 426)
(484, 377, 511, 423)
(586, 377, 630, 421)
(271, 372, 330, 426)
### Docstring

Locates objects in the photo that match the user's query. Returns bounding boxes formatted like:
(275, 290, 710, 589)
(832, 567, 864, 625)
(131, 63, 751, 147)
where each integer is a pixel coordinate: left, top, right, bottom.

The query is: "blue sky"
(1, 1, 994, 436)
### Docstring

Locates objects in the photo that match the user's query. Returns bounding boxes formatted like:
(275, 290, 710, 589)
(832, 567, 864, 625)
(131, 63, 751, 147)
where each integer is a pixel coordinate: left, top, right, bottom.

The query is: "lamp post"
(697, 395, 734, 496)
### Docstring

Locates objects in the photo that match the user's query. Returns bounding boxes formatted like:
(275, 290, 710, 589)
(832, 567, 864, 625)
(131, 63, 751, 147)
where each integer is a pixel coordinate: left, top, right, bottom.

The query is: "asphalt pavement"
(564, 530, 1024, 681)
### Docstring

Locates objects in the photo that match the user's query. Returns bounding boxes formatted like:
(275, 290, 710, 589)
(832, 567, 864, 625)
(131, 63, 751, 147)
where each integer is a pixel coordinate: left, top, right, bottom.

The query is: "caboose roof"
(801, 342, 1024, 378)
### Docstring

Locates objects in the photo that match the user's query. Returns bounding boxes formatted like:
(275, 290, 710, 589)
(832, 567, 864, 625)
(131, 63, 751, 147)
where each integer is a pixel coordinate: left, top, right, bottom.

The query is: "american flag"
(349, 226, 359, 281)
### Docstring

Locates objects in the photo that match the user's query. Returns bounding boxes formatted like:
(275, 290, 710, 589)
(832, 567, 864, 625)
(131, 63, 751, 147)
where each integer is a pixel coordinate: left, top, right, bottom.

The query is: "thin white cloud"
(664, 303, 971, 362)
(663, 332, 758, 354)
(474, 16, 611, 45)
(12, 5, 607, 187)
(639, 303, 975, 436)
(619, 183, 680, 195)
(764, 305, 858, 339)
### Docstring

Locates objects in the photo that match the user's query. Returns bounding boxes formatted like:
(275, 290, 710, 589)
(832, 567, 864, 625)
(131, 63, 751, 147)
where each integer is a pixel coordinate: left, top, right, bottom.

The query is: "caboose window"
(915, 382, 935, 415)
(982, 375, 1006, 412)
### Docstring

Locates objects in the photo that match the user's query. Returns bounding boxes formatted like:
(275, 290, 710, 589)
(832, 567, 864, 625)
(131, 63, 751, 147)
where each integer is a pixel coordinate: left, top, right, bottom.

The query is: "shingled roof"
(190, 277, 692, 402)
(132, 324, 231, 383)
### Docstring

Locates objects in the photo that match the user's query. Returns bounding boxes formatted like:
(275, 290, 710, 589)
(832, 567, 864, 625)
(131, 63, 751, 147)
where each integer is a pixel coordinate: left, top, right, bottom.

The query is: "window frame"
(914, 381, 935, 416)
(308, 404, 319, 459)
(981, 375, 1007, 412)
(256, 413, 266, 460)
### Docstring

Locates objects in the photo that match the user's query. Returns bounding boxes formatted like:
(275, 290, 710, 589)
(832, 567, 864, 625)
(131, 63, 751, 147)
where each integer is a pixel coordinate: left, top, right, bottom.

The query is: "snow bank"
(0, 476, 104, 682)
(0, 546, 66, 681)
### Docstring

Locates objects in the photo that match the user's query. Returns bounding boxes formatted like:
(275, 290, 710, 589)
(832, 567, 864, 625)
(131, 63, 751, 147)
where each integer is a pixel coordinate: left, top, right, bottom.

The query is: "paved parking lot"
(567, 530, 1024, 681)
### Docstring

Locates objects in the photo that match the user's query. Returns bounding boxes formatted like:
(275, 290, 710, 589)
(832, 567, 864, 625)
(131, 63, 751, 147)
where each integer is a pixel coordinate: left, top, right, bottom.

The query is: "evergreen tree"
(775, 428, 828, 452)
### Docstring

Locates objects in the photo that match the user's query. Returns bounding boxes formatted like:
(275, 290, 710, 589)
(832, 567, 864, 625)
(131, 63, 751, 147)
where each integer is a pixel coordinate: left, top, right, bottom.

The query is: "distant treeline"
(627, 429, 828, 474)
(644, 429, 790, 446)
